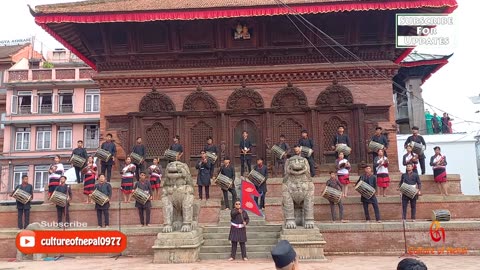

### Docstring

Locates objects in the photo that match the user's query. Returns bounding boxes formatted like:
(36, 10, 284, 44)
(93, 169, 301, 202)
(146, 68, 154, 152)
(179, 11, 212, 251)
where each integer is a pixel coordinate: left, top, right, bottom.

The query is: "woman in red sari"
(430, 146, 448, 196)
(82, 156, 97, 203)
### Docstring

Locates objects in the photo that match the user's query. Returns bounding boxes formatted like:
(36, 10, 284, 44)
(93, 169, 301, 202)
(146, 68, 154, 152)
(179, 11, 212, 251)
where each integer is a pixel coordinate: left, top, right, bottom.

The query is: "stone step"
(203, 231, 280, 240)
(218, 220, 266, 226)
(203, 225, 282, 234)
(199, 251, 271, 260)
(203, 238, 279, 246)
(201, 244, 275, 253)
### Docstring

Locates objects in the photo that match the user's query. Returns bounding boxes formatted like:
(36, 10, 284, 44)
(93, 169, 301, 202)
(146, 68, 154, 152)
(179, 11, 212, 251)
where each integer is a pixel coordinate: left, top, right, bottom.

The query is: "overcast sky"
(1, 0, 479, 133)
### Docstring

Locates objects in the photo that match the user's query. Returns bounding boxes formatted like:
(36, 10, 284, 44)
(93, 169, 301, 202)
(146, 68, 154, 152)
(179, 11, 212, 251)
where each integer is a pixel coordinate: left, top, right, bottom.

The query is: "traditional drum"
(206, 151, 218, 163)
(399, 183, 419, 199)
(409, 141, 424, 156)
(215, 173, 234, 190)
(95, 148, 112, 162)
(271, 145, 286, 160)
(69, 154, 86, 168)
(91, 189, 109, 206)
(432, 209, 451, 221)
(354, 180, 376, 199)
(300, 146, 313, 158)
(132, 188, 150, 205)
(164, 149, 179, 161)
(321, 186, 342, 204)
(335, 144, 352, 156)
(368, 141, 385, 153)
(12, 188, 32, 205)
(129, 152, 144, 164)
(50, 190, 68, 207)
(248, 169, 266, 186)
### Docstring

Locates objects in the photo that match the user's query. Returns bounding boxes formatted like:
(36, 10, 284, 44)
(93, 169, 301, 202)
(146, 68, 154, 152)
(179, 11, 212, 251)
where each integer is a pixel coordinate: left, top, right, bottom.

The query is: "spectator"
(397, 258, 427, 270)
(271, 240, 299, 270)
(441, 113, 450, 134)
(432, 113, 440, 134)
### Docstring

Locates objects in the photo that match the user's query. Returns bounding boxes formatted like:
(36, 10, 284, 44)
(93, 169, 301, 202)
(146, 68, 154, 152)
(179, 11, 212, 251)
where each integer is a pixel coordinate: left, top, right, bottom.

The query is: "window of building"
(36, 126, 52, 150)
(15, 127, 30, 151)
(57, 126, 72, 149)
(13, 166, 28, 188)
(85, 89, 100, 112)
(59, 92, 73, 113)
(11, 91, 32, 115)
(52, 49, 67, 62)
(38, 93, 53, 114)
(34, 165, 49, 191)
(84, 124, 99, 148)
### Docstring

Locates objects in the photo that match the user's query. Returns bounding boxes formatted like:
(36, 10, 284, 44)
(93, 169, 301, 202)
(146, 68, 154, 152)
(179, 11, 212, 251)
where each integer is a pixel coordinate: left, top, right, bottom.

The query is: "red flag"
(241, 179, 263, 217)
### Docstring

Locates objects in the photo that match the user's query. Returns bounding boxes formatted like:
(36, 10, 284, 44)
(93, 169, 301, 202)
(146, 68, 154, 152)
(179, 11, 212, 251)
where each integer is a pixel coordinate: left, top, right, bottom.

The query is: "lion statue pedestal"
(279, 155, 326, 261)
(152, 161, 203, 263)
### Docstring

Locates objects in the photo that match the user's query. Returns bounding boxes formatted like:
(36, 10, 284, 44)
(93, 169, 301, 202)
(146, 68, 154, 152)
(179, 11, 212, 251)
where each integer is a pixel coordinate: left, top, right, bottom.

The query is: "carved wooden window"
(277, 118, 303, 147)
(145, 122, 169, 159)
(323, 116, 348, 150)
(190, 121, 213, 156)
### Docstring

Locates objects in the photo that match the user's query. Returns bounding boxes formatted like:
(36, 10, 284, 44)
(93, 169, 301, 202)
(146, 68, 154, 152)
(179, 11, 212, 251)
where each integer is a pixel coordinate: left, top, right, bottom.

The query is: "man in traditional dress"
(399, 163, 422, 221)
(169, 135, 184, 162)
(134, 172, 153, 226)
(90, 174, 112, 228)
(54, 176, 72, 225)
(100, 133, 116, 182)
(196, 151, 212, 200)
(131, 137, 146, 181)
(239, 131, 252, 176)
(298, 130, 315, 177)
(219, 156, 237, 210)
(10, 175, 33, 229)
(253, 158, 268, 211)
(271, 240, 299, 270)
(71, 140, 88, 183)
(370, 127, 389, 174)
(356, 165, 381, 223)
(332, 125, 351, 159)
(404, 126, 427, 175)
(274, 135, 290, 177)
(204, 136, 218, 179)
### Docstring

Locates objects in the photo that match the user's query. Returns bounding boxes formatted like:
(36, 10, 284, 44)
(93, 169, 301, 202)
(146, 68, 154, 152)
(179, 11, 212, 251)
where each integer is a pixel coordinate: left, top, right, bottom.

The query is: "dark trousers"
(96, 209, 109, 226)
(74, 167, 82, 183)
(198, 185, 210, 200)
(137, 207, 151, 225)
(362, 197, 381, 221)
(254, 189, 266, 209)
(223, 188, 237, 209)
(275, 159, 285, 176)
(134, 163, 143, 181)
(419, 158, 426, 175)
(57, 206, 70, 224)
(101, 164, 113, 182)
(329, 201, 344, 221)
(402, 195, 417, 219)
(240, 156, 251, 176)
(17, 209, 30, 229)
(231, 241, 247, 259)
(307, 156, 315, 177)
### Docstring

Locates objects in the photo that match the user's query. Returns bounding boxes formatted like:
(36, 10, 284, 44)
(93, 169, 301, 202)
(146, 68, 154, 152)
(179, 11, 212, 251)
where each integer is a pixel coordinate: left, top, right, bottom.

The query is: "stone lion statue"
(282, 155, 315, 229)
(161, 161, 199, 233)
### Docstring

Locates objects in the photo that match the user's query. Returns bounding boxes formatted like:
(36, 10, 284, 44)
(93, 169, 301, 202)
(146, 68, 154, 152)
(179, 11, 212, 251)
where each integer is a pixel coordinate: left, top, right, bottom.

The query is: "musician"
(274, 135, 290, 177)
(54, 176, 72, 225)
(253, 158, 268, 211)
(298, 130, 315, 177)
(399, 163, 422, 221)
(397, 258, 428, 270)
(271, 240, 299, 270)
(71, 140, 88, 183)
(402, 145, 419, 174)
(371, 127, 389, 174)
(134, 172, 153, 226)
(204, 136, 218, 178)
(100, 133, 117, 182)
(82, 156, 97, 203)
(121, 156, 136, 203)
(404, 126, 426, 175)
(332, 125, 351, 158)
(374, 149, 390, 197)
(239, 131, 252, 176)
(48, 155, 64, 198)
(90, 174, 112, 228)
(169, 135, 184, 161)
(148, 157, 162, 200)
(219, 156, 237, 210)
(336, 152, 351, 198)
(228, 200, 249, 261)
(132, 137, 146, 181)
(327, 172, 346, 223)
(356, 165, 381, 223)
(430, 146, 448, 196)
(10, 175, 33, 229)
(196, 151, 212, 200)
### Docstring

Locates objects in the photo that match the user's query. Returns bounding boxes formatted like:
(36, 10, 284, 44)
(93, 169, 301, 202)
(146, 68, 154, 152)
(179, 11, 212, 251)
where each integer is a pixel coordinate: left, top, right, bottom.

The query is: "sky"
(0, 0, 479, 133)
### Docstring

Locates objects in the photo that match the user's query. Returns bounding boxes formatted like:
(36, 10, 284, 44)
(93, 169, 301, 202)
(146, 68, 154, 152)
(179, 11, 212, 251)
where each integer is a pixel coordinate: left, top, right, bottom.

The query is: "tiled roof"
(0, 44, 28, 62)
(402, 51, 452, 63)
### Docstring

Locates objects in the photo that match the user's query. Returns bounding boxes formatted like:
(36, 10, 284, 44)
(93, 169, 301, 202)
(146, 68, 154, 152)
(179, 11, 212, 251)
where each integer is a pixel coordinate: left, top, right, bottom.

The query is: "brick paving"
(0, 256, 478, 270)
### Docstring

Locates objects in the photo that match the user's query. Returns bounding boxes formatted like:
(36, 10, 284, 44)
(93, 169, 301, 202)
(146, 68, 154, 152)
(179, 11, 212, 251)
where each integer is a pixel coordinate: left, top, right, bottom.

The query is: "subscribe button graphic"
(16, 230, 127, 254)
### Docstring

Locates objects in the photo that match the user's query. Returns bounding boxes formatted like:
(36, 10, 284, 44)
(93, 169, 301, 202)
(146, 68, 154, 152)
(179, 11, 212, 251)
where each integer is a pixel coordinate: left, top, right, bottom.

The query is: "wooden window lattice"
(191, 121, 213, 156)
(145, 122, 169, 159)
(277, 118, 303, 147)
(323, 116, 348, 150)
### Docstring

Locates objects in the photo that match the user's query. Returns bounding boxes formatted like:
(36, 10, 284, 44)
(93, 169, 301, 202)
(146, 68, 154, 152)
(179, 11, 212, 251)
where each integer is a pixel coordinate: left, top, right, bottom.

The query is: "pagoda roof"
(399, 51, 452, 83)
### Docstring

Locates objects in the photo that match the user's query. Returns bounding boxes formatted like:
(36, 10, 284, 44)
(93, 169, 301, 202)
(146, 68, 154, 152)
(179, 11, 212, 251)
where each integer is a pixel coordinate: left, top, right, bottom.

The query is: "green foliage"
(42, 61, 54, 68)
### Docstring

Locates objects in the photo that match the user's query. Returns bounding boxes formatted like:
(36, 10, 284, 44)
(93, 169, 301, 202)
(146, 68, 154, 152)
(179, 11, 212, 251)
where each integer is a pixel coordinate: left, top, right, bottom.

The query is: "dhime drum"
(321, 186, 342, 204)
(215, 173, 234, 190)
(300, 146, 313, 158)
(432, 209, 451, 221)
(409, 141, 425, 156)
(368, 141, 384, 153)
(69, 154, 86, 168)
(132, 188, 150, 205)
(50, 190, 68, 207)
(129, 152, 144, 164)
(12, 189, 32, 205)
(95, 148, 112, 162)
(91, 189, 109, 206)
(400, 183, 419, 199)
(206, 151, 218, 163)
(247, 170, 266, 186)
(335, 144, 352, 156)
(354, 180, 376, 199)
(271, 145, 286, 160)
(164, 149, 179, 161)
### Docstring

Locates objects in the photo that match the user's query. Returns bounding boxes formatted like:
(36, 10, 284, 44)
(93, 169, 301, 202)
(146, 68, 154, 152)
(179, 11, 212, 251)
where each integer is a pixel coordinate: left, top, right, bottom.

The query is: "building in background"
(0, 50, 98, 199)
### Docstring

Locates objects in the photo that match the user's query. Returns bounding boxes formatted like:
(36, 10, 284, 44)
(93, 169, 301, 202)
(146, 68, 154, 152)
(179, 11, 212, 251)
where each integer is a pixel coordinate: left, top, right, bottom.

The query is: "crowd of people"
(425, 110, 453, 134)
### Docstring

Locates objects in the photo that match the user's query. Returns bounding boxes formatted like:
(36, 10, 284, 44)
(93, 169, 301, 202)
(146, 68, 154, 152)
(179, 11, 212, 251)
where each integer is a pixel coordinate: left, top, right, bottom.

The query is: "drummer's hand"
(89, 194, 93, 197)
(418, 190, 422, 196)
(331, 146, 335, 150)
(243, 222, 246, 226)
(149, 196, 153, 201)
(238, 209, 243, 213)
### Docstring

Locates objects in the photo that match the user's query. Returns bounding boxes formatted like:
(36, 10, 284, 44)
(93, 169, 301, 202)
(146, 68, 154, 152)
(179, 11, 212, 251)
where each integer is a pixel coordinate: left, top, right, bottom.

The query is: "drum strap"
(231, 222, 245, 228)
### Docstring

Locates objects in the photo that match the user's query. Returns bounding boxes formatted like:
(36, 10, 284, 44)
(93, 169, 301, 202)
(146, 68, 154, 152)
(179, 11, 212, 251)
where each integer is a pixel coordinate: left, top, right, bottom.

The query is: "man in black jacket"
(72, 140, 88, 183)
(399, 163, 422, 221)
(10, 175, 33, 229)
(404, 126, 427, 175)
(219, 157, 237, 210)
(356, 165, 381, 223)
(91, 174, 112, 228)
(134, 172, 153, 226)
(132, 137, 146, 181)
(54, 176, 72, 225)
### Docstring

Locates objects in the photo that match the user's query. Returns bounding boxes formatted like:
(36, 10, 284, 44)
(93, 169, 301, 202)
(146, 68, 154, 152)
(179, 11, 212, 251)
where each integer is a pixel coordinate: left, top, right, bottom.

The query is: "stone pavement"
(0, 256, 478, 270)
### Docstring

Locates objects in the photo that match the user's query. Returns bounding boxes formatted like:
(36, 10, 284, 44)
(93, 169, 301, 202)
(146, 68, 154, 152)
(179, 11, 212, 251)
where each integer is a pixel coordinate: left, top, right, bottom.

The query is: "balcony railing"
(60, 104, 73, 113)
(19, 105, 31, 114)
(6, 68, 96, 82)
(84, 139, 99, 149)
(39, 105, 52, 114)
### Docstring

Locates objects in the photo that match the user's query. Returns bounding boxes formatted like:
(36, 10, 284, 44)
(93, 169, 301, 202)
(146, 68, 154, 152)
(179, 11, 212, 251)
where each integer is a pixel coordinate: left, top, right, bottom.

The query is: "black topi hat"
(271, 240, 296, 268)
